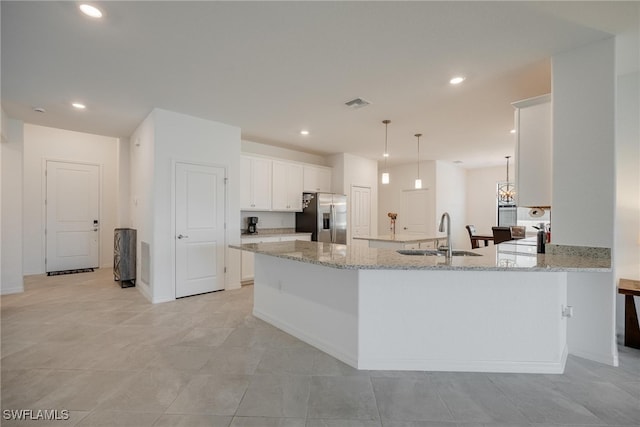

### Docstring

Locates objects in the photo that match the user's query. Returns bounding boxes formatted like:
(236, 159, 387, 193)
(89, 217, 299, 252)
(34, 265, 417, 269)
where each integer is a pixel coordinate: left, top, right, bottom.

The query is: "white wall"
(242, 140, 327, 165)
(130, 109, 241, 303)
(435, 161, 467, 249)
(465, 166, 502, 237)
(552, 38, 618, 365)
(129, 115, 155, 300)
(328, 153, 378, 243)
(117, 138, 131, 228)
(552, 38, 616, 248)
(377, 160, 436, 236)
(1, 113, 24, 294)
(22, 124, 119, 275)
(613, 32, 640, 335)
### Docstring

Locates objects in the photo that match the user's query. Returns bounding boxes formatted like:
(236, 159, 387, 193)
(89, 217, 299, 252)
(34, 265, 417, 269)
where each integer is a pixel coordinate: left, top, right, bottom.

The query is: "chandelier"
(498, 155, 516, 205)
(414, 133, 422, 189)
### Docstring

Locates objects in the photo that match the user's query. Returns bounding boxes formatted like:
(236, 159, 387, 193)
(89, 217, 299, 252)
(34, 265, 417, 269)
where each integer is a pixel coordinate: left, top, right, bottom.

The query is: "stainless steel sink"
(396, 249, 482, 257)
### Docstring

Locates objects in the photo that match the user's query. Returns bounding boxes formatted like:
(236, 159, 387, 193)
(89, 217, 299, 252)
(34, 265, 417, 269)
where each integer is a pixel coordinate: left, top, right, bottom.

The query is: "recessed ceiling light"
(510, 129, 516, 134)
(79, 4, 103, 18)
(449, 76, 466, 85)
(300, 130, 309, 135)
(72, 102, 86, 110)
(383, 152, 389, 158)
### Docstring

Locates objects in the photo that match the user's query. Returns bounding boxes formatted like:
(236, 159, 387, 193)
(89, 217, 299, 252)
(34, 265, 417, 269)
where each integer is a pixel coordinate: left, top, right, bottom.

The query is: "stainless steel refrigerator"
(296, 192, 347, 244)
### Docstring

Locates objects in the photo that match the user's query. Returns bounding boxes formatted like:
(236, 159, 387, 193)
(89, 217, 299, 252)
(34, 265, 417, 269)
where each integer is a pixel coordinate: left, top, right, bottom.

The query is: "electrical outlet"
(561, 305, 574, 318)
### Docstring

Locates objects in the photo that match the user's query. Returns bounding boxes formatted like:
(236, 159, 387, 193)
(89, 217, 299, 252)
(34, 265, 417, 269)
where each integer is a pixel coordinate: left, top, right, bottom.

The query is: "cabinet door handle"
(177, 234, 189, 239)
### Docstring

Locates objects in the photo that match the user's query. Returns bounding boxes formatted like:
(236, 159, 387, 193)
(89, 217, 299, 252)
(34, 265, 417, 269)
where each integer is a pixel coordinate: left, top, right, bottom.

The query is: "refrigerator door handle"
(330, 204, 336, 243)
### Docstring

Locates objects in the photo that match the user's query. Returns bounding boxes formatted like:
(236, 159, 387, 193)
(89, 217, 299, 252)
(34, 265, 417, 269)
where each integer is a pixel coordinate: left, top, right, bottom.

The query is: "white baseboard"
(1, 285, 25, 295)
(359, 345, 568, 374)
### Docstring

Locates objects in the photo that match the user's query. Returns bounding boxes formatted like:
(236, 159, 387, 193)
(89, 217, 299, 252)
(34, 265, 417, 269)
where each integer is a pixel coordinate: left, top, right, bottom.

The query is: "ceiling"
(2, 1, 637, 168)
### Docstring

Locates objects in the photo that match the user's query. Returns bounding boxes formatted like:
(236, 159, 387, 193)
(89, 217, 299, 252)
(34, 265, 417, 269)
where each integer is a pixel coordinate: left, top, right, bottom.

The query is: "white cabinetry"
(240, 234, 312, 281)
(512, 94, 552, 208)
(303, 165, 332, 193)
(241, 156, 272, 210)
(272, 160, 303, 211)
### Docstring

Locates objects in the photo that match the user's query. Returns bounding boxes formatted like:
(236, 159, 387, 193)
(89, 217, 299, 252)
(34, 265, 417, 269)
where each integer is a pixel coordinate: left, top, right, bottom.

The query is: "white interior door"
(175, 163, 226, 298)
(46, 161, 100, 272)
(351, 185, 371, 243)
(401, 189, 433, 234)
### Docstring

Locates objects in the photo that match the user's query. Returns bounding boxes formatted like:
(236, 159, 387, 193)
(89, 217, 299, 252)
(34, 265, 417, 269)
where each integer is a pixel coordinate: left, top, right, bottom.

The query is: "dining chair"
(510, 225, 526, 239)
(466, 225, 480, 249)
(492, 226, 513, 244)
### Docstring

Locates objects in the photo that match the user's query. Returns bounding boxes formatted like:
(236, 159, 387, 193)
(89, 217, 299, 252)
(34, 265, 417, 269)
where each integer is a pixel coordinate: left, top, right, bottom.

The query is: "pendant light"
(414, 133, 422, 189)
(381, 120, 391, 184)
(498, 155, 516, 204)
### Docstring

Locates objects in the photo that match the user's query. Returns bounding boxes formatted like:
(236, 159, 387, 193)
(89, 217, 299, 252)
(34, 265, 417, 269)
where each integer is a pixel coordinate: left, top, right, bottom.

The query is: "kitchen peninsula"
(231, 240, 611, 374)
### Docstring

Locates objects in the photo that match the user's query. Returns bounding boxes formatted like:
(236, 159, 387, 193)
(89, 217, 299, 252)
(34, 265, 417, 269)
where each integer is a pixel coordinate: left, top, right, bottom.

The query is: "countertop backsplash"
(240, 211, 295, 230)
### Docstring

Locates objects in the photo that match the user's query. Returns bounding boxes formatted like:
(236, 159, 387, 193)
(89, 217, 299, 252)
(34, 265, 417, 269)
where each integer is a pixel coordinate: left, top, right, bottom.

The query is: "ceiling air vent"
(345, 98, 371, 109)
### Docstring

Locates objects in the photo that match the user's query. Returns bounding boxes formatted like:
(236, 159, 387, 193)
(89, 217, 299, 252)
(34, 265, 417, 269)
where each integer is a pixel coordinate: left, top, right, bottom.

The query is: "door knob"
(177, 234, 189, 239)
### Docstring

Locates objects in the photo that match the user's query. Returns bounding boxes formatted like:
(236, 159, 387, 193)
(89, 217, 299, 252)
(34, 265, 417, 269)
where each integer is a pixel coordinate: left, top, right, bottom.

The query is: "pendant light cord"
(415, 133, 422, 179)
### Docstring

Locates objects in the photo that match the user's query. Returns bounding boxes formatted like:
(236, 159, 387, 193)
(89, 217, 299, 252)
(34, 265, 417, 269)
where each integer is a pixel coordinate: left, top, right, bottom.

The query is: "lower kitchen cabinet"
(241, 234, 311, 282)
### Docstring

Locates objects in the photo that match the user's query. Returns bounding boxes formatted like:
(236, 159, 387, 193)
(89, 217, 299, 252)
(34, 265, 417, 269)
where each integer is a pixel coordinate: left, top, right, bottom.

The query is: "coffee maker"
(247, 216, 258, 234)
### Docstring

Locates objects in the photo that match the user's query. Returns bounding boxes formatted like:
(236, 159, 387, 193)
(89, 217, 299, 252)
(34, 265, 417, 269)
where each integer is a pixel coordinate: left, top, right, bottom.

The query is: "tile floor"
(1, 268, 639, 427)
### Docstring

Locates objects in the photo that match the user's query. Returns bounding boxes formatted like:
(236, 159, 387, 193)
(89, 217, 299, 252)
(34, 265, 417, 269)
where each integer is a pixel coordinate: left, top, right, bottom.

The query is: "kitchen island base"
(253, 254, 569, 374)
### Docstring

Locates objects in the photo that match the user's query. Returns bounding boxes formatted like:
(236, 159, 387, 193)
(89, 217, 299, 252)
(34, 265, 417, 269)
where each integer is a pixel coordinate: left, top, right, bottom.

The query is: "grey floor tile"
(371, 377, 453, 423)
(488, 374, 603, 425)
(179, 327, 234, 347)
(307, 419, 383, 427)
(433, 376, 529, 423)
(236, 374, 311, 417)
(144, 345, 215, 371)
(256, 346, 320, 375)
(165, 373, 250, 415)
(549, 378, 640, 425)
(379, 421, 458, 427)
(97, 369, 191, 413)
(33, 370, 131, 411)
(198, 345, 266, 375)
(308, 376, 379, 421)
(223, 326, 276, 348)
(230, 416, 306, 426)
(1, 368, 80, 408)
(152, 414, 232, 427)
(76, 410, 161, 426)
(311, 352, 369, 377)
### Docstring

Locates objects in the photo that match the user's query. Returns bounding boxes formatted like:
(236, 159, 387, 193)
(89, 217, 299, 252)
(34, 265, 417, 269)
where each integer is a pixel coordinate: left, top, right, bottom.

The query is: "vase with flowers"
(388, 212, 398, 235)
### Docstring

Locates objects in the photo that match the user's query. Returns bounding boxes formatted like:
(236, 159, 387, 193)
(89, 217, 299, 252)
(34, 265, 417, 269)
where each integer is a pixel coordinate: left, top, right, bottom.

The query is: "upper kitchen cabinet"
(303, 164, 332, 193)
(512, 94, 552, 208)
(272, 160, 303, 211)
(240, 155, 272, 210)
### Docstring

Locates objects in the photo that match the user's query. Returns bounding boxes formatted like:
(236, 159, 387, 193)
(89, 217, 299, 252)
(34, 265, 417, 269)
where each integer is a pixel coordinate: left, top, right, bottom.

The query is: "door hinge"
(44, 199, 47, 205)
(44, 228, 47, 235)
(45, 169, 47, 176)
(45, 257, 47, 264)
(224, 178, 228, 184)
(224, 266, 227, 273)
(224, 223, 227, 229)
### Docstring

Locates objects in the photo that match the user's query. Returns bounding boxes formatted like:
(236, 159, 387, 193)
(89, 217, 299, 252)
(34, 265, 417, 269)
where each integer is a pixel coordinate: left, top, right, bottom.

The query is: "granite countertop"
(229, 240, 611, 272)
(352, 234, 447, 243)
